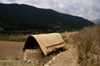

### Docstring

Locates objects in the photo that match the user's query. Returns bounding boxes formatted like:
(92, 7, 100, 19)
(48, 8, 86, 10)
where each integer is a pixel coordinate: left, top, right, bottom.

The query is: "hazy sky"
(0, 0, 100, 21)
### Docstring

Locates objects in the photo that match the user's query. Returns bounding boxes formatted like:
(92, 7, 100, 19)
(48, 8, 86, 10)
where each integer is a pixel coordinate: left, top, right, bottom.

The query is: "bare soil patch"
(0, 41, 24, 60)
(45, 47, 79, 66)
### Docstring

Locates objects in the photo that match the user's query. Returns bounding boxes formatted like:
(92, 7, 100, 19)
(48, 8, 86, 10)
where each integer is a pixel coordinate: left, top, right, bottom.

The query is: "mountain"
(92, 19, 100, 24)
(0, 3, 94, 34)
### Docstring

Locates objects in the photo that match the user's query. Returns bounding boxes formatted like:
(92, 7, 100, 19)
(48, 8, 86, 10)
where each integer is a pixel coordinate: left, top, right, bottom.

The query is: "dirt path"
(61, 31, 79, 38)
(0, 41, 24, 60)
(45, 31, 79, 66)
(45, 48, 79, 66)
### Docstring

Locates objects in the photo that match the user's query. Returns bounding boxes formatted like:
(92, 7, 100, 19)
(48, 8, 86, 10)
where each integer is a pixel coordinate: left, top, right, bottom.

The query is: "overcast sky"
(0, 0, 100, 21)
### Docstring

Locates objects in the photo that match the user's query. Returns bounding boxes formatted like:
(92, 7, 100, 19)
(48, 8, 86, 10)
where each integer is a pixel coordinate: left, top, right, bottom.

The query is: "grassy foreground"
(0, 56, 55, 66)
(72, 25, 100, 66)
(0, 60, 34, 66)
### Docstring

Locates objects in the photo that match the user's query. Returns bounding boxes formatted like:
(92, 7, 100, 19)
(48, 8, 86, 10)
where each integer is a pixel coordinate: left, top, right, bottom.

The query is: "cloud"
(0, 0, 100, 20)
(0, 0, 11, 3)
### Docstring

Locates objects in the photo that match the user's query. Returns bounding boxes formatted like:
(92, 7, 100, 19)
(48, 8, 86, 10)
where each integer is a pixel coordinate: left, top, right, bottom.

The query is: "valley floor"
(0, 31, 79, 66)
(0, 41, 24, 60)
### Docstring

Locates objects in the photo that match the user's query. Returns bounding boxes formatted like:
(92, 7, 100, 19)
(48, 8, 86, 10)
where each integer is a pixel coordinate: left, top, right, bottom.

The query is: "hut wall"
(23, 49, 44, 61)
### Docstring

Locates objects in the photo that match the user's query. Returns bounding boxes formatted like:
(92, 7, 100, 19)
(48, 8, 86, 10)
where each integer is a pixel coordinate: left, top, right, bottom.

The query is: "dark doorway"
(23, 36, 40, 51)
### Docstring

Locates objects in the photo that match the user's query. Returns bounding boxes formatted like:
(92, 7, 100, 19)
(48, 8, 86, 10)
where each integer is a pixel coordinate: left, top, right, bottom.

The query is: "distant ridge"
(0, 3, 94, 33)
(92, 19, 100, 24)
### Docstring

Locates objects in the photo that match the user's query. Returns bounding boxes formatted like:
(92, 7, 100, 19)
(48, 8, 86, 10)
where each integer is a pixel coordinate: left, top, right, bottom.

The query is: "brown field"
(0, 32, 79, 66)
(0, 41, 24, 60)
(0, 41, 56, 66)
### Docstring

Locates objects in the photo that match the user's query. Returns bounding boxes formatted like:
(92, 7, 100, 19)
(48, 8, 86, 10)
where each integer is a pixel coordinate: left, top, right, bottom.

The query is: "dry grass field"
(0, 60, 34, 66)
(0, 41, 24, 60)
(0, 25, 100, 66)
(0, 32, 79, 66)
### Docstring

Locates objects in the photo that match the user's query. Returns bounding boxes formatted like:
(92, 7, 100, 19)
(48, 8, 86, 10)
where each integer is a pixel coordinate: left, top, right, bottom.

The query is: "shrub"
(0, 34, 27, 42)
(0, 34, 9, 41)
(0, 27, 5, 34)
(72, 25, 100, 66)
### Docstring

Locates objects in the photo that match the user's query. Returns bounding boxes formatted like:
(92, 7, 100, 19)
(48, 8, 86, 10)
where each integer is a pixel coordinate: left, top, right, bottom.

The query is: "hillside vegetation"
(0, 3, 94, 34)
(72, 25, 100, 66)
(0, 34, 27, 42)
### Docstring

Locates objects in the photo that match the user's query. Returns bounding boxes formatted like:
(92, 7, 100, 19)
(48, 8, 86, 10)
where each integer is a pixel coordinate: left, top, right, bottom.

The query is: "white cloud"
(0, 0, 100, 20)
(0, 0, 11, 3)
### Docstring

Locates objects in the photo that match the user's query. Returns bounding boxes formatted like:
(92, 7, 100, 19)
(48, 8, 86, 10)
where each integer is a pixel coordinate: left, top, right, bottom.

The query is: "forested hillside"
(0, 3, 94, 34)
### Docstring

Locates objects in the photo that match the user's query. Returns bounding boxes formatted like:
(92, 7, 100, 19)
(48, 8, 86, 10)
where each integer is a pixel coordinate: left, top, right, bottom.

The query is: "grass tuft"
(72, 25, 100, 66)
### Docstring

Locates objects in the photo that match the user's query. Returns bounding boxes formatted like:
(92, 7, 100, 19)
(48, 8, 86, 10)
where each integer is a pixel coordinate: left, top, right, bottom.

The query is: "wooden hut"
(23, 33, 65, 61)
